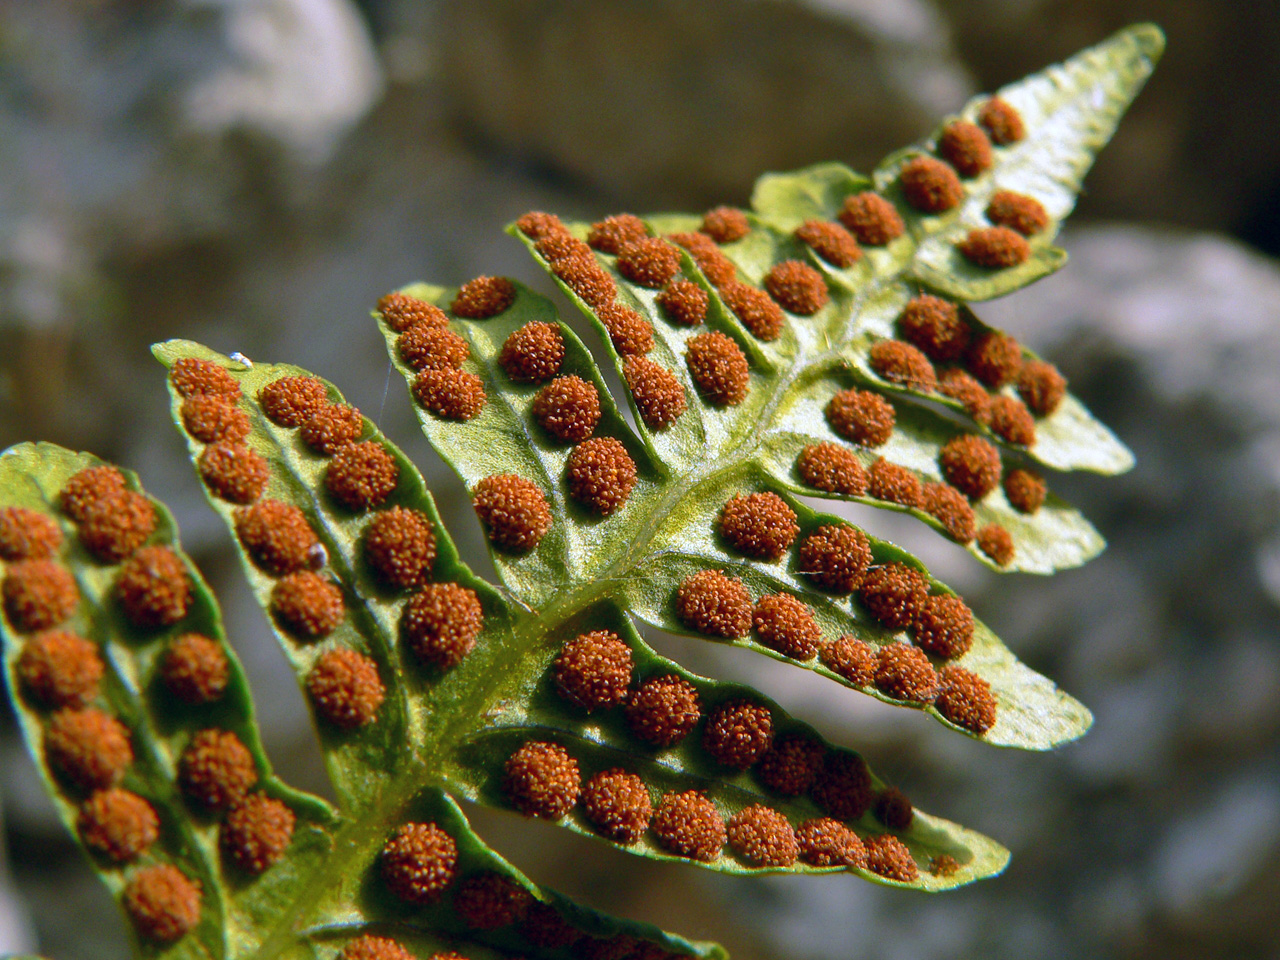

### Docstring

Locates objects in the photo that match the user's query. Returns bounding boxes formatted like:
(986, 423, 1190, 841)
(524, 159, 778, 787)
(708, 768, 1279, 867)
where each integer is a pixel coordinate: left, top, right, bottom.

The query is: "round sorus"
(77, 490, 156, 563)
(651, 791, 725, 861)
(868, 458, 923, 508)
(810, 751, 873, 820)
(756, 733, 825, 797)
(986, 190, 1048, 236)
(116, 546, 191, 628)
(938, 368, 993, 425)
(838, 192, 905, 246)
(45, 708, 132, 792)
(977, 96, 1025, 145)
(300, 403, 365, 454)
(588, 214, 649, 254)
(940, 435, 1002, 500)
(0, 506, 62, 562)
(17, 630, 102, 708)
(937, 120, 993, 178)
(536, 232, 591, 264)
(413, 368, 487, 420)
(566, 437, 637, 516)
(577, 935, 640, 960)
(1017, 358, 1067, 416)
(553, 255, 617, 308)
(977, 524, 1015, 566)
(451, 275, 517, 318)
(869, 339, 937, 393)
(874, 643, 940, 703)
(271, 572, 344, 639)
(222, 792, 295, 874)
(685, 332, 750, 405)
(798, 524, 872, 594)
(959, 226, 1030, 268)
(936, 664, 997, 734)
(875, 786, 914, 830)
(616, 237, 682, 289)
(516, 210, 567, 240)
(625, 674, 701, 746)
(364, 507, 436, 590)
(454, 871, 533, 929)
(398, 324, 469, 371)
(1004, 468, 1047, 514)
(623, 357, 686, 430)
(752, 593, 822, 660)
(826, 388, 895, 447)
(504, 741, 580, 820)
(989, 395, 1036, 446)
(728, 805, 797, 867)
(858, 562, 929, 632)
(967, 331, 1023, 388)
(326, 442, 399, 512)
(170, 357, 240, 401)
(61, 466, 127, 522)
(79, 788, 159, 862)
(553, 630, 633, 711)
(701, 206, 751, 244)
(500, 322, 565, 383)
(179, 728, 256, 810)
(676, 569, 752, 638)
(307, 647, 385, 729)
(668, 231, 737, 287)
(656, 279, 708, 327)
(721, 280, 785, 340)
(764, 260, 829, 316)
(236, 499, 318, 575)
(181, 395, 250, 444)
(198, 443, 269, 504)
(124, 864, 201, 943)
(796, 817, 866, 868)
(340, 935, 415, 960)
(521, 902, 582, 950)
(717, 492, 798, 561)
(795, 219, 861, 268)
(401, 582, 484, 669)
(581, 769, 652, 844)
(796, 442, 868, 496)
(821, 634, 876, 686)
(597, 301, 655, 356)
(381, 821, 458, 903)
(898, 294, 970, 363)
(899, 156, 964, 213)
(921, 482, 976, 543)
(533, 375, 601, 443)
(703, 700, 773, 769)
(258, 376, 329, 427)
(930, 854, 961, 877)
(377, 292, 448, 333)
(865, 833, 919, 882)
(472, 474, 552, 551)
(162, 633, 229, 704)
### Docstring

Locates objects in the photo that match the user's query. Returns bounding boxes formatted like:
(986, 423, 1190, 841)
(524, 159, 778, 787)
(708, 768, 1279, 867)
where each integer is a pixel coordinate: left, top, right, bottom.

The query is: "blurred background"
(2, 1, 1279, 958)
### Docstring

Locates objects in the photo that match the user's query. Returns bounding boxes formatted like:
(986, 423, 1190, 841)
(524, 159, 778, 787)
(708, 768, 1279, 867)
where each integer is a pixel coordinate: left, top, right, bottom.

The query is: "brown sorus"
(236, 500, 318, 576)
(170, 357, 240, 401)
(198, 442, 269, 504)
(764, 260, 829, 316)
(826, 388, 895, 448)
(60, 466, 127, 523)
(326, 442, 399, 512)
(80, 788, 159, 862)
(597, 301, 655, 356)
(500, 321, 565, 383)
(938, 121, 993, 178)
(717, 492, 798, 561)
(17, 630, 102, 708)
(868, 458, 923, 509)
(874, 643, 940, 703)
(300, 404, 365, 454)
(977, 524, 1015, 566)
(413, 368, 487, 420)
(364, 507, 436, 590)
(577, 935, 641, 960)
(959, 226, 1030, 268)
(472, 474, 552, 551)
(378, 292, 449, 333)
(753, 593, 823, 660)
(553, 255, 617, 308)
(78, 490, 155, 563)
(967, 331, 1023, 388)
(685, 332, 750, 405)
(796, 817, 866, 868)
(987, 190, 1049, 236)
(401, 582, 484, 669)
(307, 647, 385, 729)
(720, 280, 785, 340)
(533, 376, 601, 443)
(651, 791, 725, 861)
(875, 786, 914, 830)
(656, 279, 708, 327)
(870, 339, 937, 393)
(623, 357, 686, 430)
(701, 206, 751, 244)
(566, 437, 636, 515)
(898, 294, 970, 363)
(940, 434, 1002, 500)
(728, 805, 798, 867)
(810, 751, 873, 820)
(838, 192, 905, 246)
(859, 562, 929, 632)
(117, 546, 191, 628)
(989, 395, 1036, 446)
(536, 232, 591, 264)
(899, 156, 964, 213)
(668, 231, 737, 287)
(936, 664, 997, 734)
(930, 854, 961, 877)
(821, 634, 877, 687)
(520, 902, 582, 950)
(398, 324, 469, 371)
(1004, 468, 1047, 514)
(45, 707, 132, 791)
(581, 769, 652, 844)
(1018, 358, 1067, 415)
(795, 219, 862, 268)
(340, 936, 414, 960)
(796, 442, 868, 496)
(222, 792, 295, 874)
(977, 96, 1025, 145)
(124, 864, 201, 942)
(588, 214, 649, 254)
(181, 396, 249, 445)
(625, 674, 701, 746)
(516, 210, 567, 240)
(755, 733, 824, 797)
(798, 524, 872, 594)
(938, 368, 993, 425)
(866, 834, 919, 882)
(381, 821, 458, 903)
(162, 633, 229, 705)
(676, 569, 751, 638)
(616, 237, 682, 289)
(258, 376, 329, 428)
(921, 482, 977, 543)
(271, 572, 344, 639)
(0, 506, 62, 562)
(451, 276, 517, 318)
(703, 700, 773, 769)
(504, 740, 580, 820)
(179, 728, 256, 810)
(454, 871, 533, 929)
(554, 630, 632, 711)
